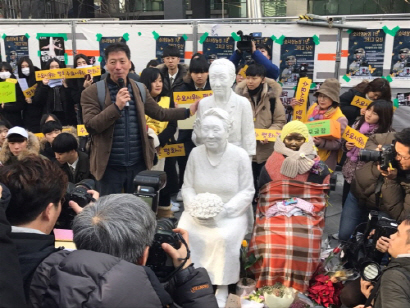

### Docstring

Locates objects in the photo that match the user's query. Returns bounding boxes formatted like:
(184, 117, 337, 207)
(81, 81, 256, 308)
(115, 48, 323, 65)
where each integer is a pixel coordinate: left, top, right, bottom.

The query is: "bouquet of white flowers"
(188, 192, 224, 219)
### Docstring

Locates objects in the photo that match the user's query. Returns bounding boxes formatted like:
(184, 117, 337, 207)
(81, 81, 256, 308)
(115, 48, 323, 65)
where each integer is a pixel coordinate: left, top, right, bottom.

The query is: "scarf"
(309, 104, 337, 121)
(274, 136, 318, 178)
(346, 122, 378, 162)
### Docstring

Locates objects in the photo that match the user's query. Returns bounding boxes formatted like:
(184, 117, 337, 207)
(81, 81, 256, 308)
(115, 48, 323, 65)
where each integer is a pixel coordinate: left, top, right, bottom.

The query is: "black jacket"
(374, 257, 410, 308)
(30, 249, 218, 308)
(0, 78, 25, 127)
(60, 150, 93, 183)
(340, 88, 366, 126)
(9, 231, 59, 302)
(21, 67, 42, 133)
(159, 64, 188, 97)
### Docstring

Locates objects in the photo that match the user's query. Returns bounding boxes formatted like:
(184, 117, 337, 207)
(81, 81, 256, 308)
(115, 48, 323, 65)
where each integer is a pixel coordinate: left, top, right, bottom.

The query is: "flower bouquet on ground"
(237, 240, 262, 296)
(241, 290, 265, 308)
(260, 283, 297, 308)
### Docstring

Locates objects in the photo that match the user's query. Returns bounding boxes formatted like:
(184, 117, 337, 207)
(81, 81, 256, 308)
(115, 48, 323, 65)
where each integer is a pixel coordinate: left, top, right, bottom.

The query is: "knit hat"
(280, 120, 310, 142)
(314, 78, 341, 104)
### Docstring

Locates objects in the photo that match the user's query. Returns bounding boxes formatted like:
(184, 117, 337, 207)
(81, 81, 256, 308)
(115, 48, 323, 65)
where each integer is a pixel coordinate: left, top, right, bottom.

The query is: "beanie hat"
(280, 120, 310, 142)
(314, 78, 341, 104)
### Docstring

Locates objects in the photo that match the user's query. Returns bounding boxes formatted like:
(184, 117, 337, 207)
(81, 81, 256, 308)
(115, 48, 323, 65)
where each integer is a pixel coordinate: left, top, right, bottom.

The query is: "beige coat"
(81, 79, 188, 180)
(0, 132, 40, 165)
(235, 78, 286, 163)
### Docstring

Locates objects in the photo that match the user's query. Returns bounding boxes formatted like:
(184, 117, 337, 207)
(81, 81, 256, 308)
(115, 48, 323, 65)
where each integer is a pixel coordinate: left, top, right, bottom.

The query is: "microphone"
(117, 77, 129, 107)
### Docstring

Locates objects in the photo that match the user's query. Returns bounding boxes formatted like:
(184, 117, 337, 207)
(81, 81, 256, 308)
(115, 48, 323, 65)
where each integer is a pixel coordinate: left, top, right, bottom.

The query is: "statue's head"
(209, 59, 236, 95)
(200, 108, 232, 151)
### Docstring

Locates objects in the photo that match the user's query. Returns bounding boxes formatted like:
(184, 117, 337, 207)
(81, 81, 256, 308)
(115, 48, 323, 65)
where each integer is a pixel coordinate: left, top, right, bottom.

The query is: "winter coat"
(21, 67, 42, 133)
(30, 249, 218, 308)
(351, 132, 410, 221)
(229, 50, 280, 80)
(374, 257, 410, 308)
(235, 78, 286, 163)
(339, 88, 366, 126)
(0, 132, 40, 165)
(0, 78, 24, 127)
(306, 103, 348, 171)
(81, 77, 189, 180)
(158, 63, 189, 97)
(60, 150, 93, 183)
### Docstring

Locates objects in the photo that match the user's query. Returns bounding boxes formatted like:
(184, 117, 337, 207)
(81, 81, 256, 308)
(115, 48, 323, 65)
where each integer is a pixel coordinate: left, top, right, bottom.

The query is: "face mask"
(22, 68, 30, 76)
(0, 71, 11, 80)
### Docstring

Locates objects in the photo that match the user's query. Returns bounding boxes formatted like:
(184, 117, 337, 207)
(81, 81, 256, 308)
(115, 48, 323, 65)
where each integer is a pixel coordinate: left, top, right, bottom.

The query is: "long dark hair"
(17, 56, 37, 86)
(45, 58, 66, 69)
(0, 62, 17, 79)
(354, 78, 391, 101)
(356, 99, 393, 134)
(140, 68, 163, 98)
(73, 54, 90, 68)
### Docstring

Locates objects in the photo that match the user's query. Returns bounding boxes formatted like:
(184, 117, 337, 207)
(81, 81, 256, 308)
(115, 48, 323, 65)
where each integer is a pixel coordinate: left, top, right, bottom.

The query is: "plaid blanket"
(248, 179, 329, 292)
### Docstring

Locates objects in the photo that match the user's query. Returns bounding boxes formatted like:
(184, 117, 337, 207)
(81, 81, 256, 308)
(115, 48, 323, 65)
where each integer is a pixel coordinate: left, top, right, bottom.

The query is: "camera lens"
(359, 149, 381, 162)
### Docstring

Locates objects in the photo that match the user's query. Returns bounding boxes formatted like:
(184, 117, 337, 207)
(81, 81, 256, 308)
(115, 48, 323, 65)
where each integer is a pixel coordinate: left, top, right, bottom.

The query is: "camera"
(146, 218, 182, 282)
(359, 144, 396, 171)
(133, 170, 166, 213)
(236, 30, 255, 53)
(298, 63, 309, 78)
(56, 179, 96, 229)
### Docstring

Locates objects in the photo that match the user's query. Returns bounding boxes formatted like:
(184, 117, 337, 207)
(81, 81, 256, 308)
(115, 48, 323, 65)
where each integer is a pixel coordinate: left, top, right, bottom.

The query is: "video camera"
(56, 179, 96, 229)
(236, 31, 258, 53)
(359, 144, 396, 171)
(133, 170, 188, 282)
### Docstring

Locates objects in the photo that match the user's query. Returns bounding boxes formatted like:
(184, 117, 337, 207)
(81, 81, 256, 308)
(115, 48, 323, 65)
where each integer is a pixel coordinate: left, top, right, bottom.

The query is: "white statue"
(192, 59, 256, 157)
(179, 108, 255, 307)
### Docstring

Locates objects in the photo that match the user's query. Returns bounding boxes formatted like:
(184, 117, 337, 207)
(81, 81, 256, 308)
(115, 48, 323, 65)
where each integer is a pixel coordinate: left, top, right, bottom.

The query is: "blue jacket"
(229, 50, 279, 80)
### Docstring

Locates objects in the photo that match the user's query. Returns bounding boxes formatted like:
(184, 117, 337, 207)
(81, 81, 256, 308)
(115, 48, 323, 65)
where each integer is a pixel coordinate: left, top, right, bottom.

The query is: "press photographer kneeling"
(339, 128, 410, 242)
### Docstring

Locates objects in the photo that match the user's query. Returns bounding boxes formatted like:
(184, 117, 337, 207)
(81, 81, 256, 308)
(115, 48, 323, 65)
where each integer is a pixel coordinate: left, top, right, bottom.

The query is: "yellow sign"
(23, 84, 38, 98)
(342, 125, 369, 149)
(35, 67, 101, 81)
(173, 90, 213, 105)
(77, 125, 89, 136)
(0, 82, 16, 103)
(351, 95, 372, 109)
(293, 77, 311, 122)
(146, 97, 170, 134)
(158, 143, 186, 159)
(34, 133, 44, 139)
(5, 78, 17, 84)
(255, 129, 281, 142)
(238, 65, 248, 78)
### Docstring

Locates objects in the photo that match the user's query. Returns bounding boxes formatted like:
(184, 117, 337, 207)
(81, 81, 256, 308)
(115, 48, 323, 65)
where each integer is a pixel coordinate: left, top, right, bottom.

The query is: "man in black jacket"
(159, 45, 188, 97)
(52, 132, 93, 183)
(31, 194, 218, 308)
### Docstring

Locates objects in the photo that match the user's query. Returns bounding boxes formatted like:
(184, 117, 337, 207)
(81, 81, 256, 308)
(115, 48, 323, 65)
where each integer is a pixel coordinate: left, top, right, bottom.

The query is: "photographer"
(339, 128, 410, 242)
(30, 194, 217, 308)
(352, 217, 410, 308)
(229, 41, 279, 80)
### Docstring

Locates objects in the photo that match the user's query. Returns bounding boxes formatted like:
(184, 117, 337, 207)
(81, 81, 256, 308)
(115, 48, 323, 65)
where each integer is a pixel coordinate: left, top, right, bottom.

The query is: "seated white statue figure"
(179, 108, 255, 307)
(192, 58, 256, 157)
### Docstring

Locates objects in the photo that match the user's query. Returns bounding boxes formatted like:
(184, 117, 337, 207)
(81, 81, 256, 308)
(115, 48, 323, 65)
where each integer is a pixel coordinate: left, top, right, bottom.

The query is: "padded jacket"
(30, 249, 218, 308)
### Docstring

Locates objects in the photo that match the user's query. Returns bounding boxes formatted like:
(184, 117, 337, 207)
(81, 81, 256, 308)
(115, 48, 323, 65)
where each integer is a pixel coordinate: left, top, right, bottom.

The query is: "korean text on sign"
(173, 90, 213, 105)
(35, 67, 102, 81)
(158, 144, 186, 159)
(0, 82, 16, 103)
(255, 129, 281, 142)
(342, 125, 369, 149)
(350, 95, 372, 109)
(293, 77, 312, 122)
(23, 84, 38, 99)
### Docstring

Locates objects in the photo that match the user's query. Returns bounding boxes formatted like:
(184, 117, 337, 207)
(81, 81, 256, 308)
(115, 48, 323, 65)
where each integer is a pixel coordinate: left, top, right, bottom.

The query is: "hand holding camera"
(161, 228, 192, 269)
(68, 189, 99, 214)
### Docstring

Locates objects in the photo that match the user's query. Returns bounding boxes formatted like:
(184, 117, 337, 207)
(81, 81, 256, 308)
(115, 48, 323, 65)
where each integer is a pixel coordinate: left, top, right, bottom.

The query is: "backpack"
(95, 79, 147, 110)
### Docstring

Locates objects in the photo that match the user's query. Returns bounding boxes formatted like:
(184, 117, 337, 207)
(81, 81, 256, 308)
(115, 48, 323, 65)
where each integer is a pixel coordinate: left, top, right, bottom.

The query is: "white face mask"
(0, 71, 11, 80)
(21, 68, 30, 76)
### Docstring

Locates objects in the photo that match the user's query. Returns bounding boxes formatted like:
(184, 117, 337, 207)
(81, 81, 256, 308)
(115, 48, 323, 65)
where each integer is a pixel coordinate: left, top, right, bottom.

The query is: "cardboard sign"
(158, 143, 185, 159)
(305, 119, 341, 139)
(173, 90, 213, 105)
(342, 125, 369, 149)
(238, 65, 248, 78)
(293, 77, 312, 122)
(23, 84, 38, 98)
(255, 129, 281, 142)
(146, 97, 170, 134)
(0, 82, 16, 103)
(5, 78, 17, 84)
(35, 66, 101, 81)
(351, 95, 372, 109)
(77, 125, 89, 136)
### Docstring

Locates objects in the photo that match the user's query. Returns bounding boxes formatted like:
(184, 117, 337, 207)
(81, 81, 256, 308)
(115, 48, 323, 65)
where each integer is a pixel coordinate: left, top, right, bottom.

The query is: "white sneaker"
(171, 205, 180, 212)
(176, 190, 183, 202)
(171, 200, 180, 208)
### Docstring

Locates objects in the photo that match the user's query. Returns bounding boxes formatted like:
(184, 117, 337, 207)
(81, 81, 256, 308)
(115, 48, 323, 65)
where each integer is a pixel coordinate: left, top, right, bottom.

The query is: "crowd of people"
(0, 40, 409, 308)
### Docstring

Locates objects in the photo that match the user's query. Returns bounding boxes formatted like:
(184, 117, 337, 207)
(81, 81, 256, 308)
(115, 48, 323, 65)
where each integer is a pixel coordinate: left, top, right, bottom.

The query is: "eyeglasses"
(396, 153, 410, 161)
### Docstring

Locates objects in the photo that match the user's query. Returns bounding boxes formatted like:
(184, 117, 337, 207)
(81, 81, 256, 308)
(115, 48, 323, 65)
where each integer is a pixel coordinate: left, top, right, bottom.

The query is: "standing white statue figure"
(179, 108, 255, 308)
(192, 59, 256, 157)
